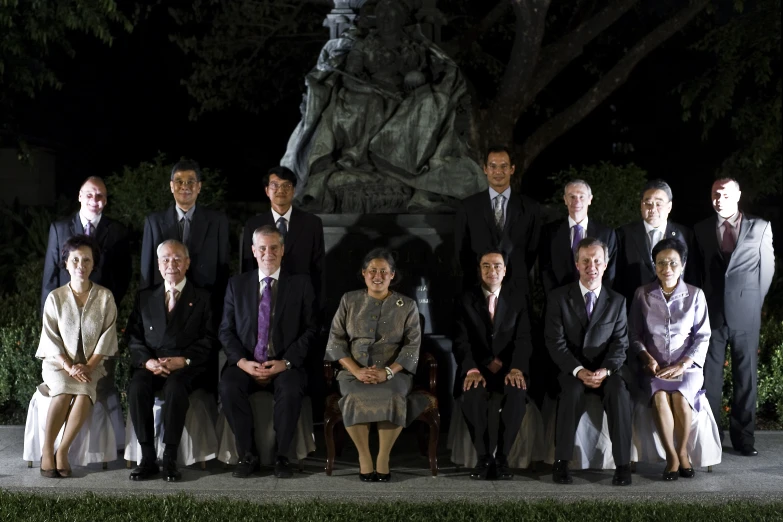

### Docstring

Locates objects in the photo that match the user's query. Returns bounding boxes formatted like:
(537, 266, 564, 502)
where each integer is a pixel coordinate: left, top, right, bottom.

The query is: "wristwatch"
(605, 368, 612, 377)
(284, 359, 292, 370)
(185, 358, 191, 366)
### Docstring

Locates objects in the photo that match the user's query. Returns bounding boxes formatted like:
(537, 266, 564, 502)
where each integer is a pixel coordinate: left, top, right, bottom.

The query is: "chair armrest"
(421, 352, 437, 395)
(323, 361, 335, 389)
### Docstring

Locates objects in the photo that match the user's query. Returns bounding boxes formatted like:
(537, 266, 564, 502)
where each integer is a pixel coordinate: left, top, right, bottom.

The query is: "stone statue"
(281, 0, 486, 213)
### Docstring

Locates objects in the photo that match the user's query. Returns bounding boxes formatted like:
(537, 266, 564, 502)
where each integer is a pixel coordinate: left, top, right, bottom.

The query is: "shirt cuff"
(572, 365, 585, 377)
(467, 368, 480, 375)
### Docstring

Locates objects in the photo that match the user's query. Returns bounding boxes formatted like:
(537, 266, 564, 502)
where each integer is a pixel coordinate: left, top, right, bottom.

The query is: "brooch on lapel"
(396, 298, 404, 307)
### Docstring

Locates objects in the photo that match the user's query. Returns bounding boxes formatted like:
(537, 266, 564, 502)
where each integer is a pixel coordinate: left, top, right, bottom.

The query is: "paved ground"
(2, 425, 782, 503)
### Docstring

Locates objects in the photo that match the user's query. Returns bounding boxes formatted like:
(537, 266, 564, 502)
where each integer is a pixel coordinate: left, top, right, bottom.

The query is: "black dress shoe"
(612, 464, 632, 486)
(552, 460, 572, 484)
(232, 454, 260, 478)
(162, 454, 182, 482)
(359, 471, 377, 482)
(129, 459, 160, 481)
(740, 445, 758, 457)
(274, 456, 293, 478)
(470, 456, 494, 480)
(678, 466, 695, 478)
(375, 472, 391, 482)
(662, 470, 679, 481)
(495, 456, 513, 480)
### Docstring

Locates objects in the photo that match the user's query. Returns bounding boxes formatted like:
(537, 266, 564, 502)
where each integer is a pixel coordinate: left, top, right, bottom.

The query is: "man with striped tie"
(41, 176, 131, 313)
(220, 225, 317, 478)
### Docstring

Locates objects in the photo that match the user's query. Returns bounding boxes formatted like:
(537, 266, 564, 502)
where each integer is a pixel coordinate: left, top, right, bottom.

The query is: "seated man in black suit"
(240, 166, 325, 310)
(41, 176, 131, 313)
(545, 237, 632, 486)
(219, 225, 317, 478)
(454, 250, 531, 480)
(125, 239, 218, 482)
(540, 179, 617, 296)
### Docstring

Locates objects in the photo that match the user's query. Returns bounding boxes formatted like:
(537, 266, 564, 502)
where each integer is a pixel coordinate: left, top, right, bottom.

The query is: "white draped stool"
(23, 384, 125, 469)
(631, 394, 721, 471)
(215, 393, 315, 469)
(543, 394, 618, 469)
(447, 394, 546, 470)
(124, 388, 218, 468)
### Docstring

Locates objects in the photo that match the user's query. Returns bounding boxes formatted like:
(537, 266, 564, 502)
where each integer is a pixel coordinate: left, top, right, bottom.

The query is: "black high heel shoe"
(678, 466, 695, 478)
(359, 471, 377, 482)
(662, 470, 679, 481)
(375, 472, 391, 482)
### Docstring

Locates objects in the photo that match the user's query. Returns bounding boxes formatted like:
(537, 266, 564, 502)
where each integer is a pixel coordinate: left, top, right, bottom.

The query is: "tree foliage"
(679, 0, 781, 201)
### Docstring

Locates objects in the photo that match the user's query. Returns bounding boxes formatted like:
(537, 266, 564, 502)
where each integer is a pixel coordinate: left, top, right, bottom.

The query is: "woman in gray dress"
(35, 235, 118, 477)
(629, 238, 710, 481)
(325, 248, 421, 482)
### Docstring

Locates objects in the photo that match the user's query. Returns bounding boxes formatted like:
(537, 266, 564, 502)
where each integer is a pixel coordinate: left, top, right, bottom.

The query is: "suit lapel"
(284, 209, 301, 252)
(481, 193, 501, 242)
(702, 215, 724, 262)
(503, 193, 521, 236)
(272, 275, 287, 332)
(188, 206, 207, 254)
(70, 213, 83, 236)
(164, 206, 180, 241)
(493, 288, 508, 334)
(151, 285, 167, 336)
(555, 219, 573, 276)
(567, 284, 589, 330)
(470, 289, 492, 332)
(631, 221, 654, 271)
(587, 289, 610, 330)
(94, 216, 110, 246)
(168, 282, 196, 331)
(734, 214, 752, 249)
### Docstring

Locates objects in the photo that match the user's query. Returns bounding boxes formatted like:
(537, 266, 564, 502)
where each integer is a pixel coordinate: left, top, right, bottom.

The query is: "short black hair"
(640, 179, 672, 202)
(61, 234, 101, 269)
(652, 237, 688, 265)
(484, 145, 515, 166)
(477, 249, 507, 266)
(360, 247, 401, 286)
(171, 159, 202, 182)
(263, 166, 298, 188)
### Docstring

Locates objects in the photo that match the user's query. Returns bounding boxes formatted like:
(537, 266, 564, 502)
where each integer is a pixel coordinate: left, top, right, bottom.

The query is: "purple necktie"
(571, 223, 584, 258)
(85, 221, 93, 236)
(254, 277, 273, 363)
(585, 291, 596, 321)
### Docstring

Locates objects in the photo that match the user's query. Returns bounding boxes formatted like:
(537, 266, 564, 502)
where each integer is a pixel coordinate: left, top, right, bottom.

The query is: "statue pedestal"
(320, 213, 458, 424)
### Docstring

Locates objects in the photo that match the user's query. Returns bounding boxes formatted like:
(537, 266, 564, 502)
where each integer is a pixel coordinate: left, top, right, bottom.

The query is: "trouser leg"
(601, 373, 632, 466)
(272, 369, 306, 455)
(728, 328, 759, 449)
(461, 385, 490, 457)
(499, 384, 527, 457)
(555, 373, 586, 461)
(161, 368, 198, 446)
(219, 365, 257, 457)
(128, 370, 160, 447)
(703, 326, 729, 439)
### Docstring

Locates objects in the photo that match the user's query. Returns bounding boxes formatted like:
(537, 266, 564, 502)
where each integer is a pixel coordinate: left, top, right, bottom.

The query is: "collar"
(258, 267, 281, 282)
(488, 186, 511, 201)
(717, 211, 742, 229)
(568, 215, 588, 230)
(643, 220, 667, 235)
(164, 277, 187, 295)
(578, 280, 602, 299)
(650, 278, 689, 300)
(481, 284, 501, 300)
(79, 211, 102, 229)
(272, 206, 293, 223)
(176, 205, 196, 221)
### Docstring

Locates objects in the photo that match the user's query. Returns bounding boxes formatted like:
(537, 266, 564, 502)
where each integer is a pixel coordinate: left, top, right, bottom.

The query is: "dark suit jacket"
(693, 213, 775, 331)
(125, 281, 218, 370)
(539, 217, 617, 296)
(544, 283, 629, 379)
(453, 282, 533, 381)
(455, 190, 541, 292)
(240, 208, 325, 309)
(140, 204, 230, 317)
(615, 220, 695, 305)
(41, 213, 131, 313)
(219, 271, 317, 369)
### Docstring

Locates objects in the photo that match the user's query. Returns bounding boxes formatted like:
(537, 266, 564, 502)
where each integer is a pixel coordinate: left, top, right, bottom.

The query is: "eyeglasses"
(642, 200, 668, 209)
(655, 261, 680, 269)
(366, 268, 392, 277)
(480, 263, 504, 271)
(486, 164, 511, 172)
(173, 180, 198, 188)
(269, 181, 293, 191)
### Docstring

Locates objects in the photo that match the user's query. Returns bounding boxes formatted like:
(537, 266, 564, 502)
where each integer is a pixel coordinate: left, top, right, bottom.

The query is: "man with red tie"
(219, 225, 317, 478)
(453, 250, 532, 480)
(694, 178, 774, 456)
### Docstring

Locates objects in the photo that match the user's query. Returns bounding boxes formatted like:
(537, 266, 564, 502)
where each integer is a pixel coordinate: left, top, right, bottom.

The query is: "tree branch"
(519, 0, 710, 172)
(440, 2, 510, 57)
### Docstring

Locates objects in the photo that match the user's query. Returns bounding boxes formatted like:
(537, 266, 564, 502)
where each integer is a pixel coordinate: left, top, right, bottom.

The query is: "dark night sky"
(17, 6, 736, 228)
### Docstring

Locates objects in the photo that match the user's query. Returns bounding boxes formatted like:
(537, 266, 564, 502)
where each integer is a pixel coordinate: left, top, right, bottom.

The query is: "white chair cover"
(447, 395, 546, 469)
(216, 393, 315, 466)
(543, 394, 617, 469)
(124, 389, 218, 466)
(23, 386, 125, 466)
(631, 396, 722, 468)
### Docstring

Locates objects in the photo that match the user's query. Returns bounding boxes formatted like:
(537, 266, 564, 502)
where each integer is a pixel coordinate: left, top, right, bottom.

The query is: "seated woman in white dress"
(35, 235, 118, 477)
(629, 238, 710, 481)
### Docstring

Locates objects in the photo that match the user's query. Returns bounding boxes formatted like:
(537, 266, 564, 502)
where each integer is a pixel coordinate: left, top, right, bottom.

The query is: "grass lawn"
(1, 491, 781, 521)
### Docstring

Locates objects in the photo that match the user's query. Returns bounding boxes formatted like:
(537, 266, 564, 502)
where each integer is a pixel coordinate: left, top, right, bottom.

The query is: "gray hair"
(156, 239, 190, 259)
(640, 179, 673, 202)
(574, 237, 609, 263)
(252, 225, 284, 246)
(564, 179, 592, 196)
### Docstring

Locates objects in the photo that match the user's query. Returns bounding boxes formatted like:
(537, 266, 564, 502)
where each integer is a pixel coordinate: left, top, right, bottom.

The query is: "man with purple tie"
(219, 225, 317, 478)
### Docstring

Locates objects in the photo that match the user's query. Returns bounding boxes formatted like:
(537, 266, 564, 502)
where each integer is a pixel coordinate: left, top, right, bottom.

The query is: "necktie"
(487, 293, 497, 323)
(167, 288, 179, 318)
(649, 228, 661, 252)
(255, 277, 273, 363)
(180, 217, 191, 245)
(84, 221, 93, 236)
(721, 221, 736, 255)
(571, 223, 584, 259)
(493, 195, 505, 231)
(277, 217, 288, 238)
(585, 291, 596, 321)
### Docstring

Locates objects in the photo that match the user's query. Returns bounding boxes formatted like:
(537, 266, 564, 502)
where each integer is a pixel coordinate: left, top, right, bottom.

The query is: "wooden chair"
(323, 351, 441, 477)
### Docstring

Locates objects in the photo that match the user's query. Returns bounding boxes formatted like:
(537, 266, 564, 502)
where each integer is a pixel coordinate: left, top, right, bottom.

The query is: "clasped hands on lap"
(237, 358, 287, 386)
(144, 357, 187, 377)
(576, 368, 610, 389)
(640, 352, 689, 380)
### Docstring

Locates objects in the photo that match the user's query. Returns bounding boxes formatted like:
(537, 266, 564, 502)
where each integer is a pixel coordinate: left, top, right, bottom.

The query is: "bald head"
(78, 176, 107, 221)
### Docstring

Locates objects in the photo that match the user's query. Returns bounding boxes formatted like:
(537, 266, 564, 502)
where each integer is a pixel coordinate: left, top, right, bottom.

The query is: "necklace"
(660, 285, 675, 297)
(69, 283, 92, 296)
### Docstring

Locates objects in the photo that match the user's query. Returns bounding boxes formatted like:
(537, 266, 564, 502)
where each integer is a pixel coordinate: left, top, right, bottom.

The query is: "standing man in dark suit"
(140, 159, 230, 322)
(694, 178, 774, 456)
(240, 166, 325, 311)
(455, 146, 541, 295)
(220, 225, 317, 478)
(545, 237, 632, 486)
(540, 179, 617, 296)
(615, 179, 695, 306)
(125, 239, 218, 482)
(41, 176, 131, 312)
(454, 250, 531, 481)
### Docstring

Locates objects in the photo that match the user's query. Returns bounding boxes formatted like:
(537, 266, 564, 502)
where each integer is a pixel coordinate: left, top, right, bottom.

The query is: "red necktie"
(487, 294, 497, 323)
(721, 221, 736, 254)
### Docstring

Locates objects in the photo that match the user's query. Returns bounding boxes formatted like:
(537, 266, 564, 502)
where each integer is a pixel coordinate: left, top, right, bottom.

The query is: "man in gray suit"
(694, 178, 774, 456)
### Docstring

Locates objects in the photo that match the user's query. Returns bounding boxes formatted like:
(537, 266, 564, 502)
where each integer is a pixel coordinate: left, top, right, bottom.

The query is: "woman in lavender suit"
(629, 238, 711, 481)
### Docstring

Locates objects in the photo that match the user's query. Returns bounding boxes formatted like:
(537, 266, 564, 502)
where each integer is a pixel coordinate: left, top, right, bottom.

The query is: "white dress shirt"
(572, 281, 603, 377)
(568, 215, 589, 244)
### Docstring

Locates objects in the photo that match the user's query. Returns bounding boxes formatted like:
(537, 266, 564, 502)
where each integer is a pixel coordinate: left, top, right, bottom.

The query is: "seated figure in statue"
(281, 0, 485, 213)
